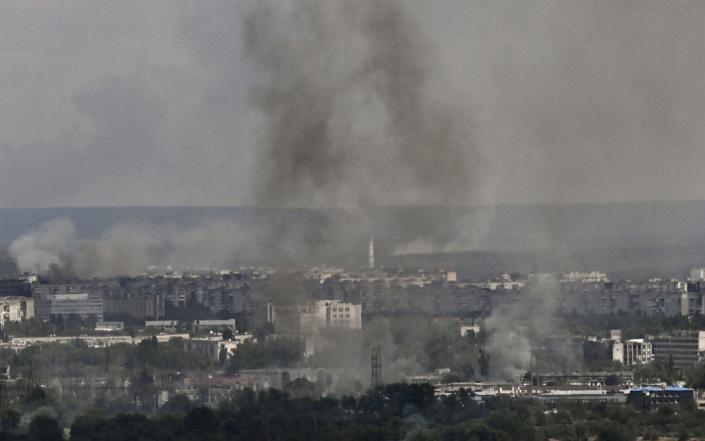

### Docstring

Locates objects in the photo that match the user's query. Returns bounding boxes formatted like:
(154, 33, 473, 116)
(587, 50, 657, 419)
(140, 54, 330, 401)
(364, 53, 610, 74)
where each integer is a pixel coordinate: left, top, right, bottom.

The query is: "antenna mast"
(371, 346, 382, 388)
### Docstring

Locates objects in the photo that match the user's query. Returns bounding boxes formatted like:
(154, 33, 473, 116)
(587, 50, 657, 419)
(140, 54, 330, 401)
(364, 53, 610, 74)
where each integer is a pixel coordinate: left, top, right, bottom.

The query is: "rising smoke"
(482, 278, 562, 380)
(246, 0, 492, 253)
(6, 0, 495, 278)
(8, 218, 259, 279)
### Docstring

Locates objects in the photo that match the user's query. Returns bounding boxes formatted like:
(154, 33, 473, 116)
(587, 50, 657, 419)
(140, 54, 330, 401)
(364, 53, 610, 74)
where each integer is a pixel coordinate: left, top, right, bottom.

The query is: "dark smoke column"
(245, 0, 484, 210)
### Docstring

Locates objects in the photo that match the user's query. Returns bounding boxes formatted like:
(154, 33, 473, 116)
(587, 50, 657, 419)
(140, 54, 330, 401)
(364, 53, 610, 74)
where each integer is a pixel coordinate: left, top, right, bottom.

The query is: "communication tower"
(371, 346, 382, 388)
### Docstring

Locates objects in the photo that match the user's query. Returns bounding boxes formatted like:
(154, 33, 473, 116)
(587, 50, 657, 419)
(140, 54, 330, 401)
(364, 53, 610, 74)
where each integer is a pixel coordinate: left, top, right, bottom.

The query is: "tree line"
(0, 382, 701, 440)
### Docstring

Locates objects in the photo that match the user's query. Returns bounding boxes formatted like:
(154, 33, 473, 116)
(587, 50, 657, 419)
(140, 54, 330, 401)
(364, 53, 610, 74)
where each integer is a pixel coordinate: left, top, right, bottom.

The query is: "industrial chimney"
(368, 236, 375, 270)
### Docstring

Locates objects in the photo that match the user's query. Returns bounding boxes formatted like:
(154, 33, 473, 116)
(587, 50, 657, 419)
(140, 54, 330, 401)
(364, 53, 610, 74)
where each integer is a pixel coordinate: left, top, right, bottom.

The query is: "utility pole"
(207, 373, 212, 406)
(0, 375, 6, 411)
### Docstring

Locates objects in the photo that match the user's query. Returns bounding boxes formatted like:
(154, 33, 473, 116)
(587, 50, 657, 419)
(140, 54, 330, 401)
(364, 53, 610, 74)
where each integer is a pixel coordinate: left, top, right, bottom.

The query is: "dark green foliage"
(282, 378, 320, 399)
(180, 407, 218, 436)
(219, 344, 228, 364)
(0, 410, 19, 433)
(4, 383, 705, 440)
(160, 395, 195, 415)
(28, 415, 62, 441)
(596, 425, 634, 441)
(70, 414, 108, 441)
(24, 386, 46, 405)
(228, 338, 304, 371)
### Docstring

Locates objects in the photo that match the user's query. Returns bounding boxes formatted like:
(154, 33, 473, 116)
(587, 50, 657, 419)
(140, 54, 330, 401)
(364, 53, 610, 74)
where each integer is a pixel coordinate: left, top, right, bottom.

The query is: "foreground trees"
(0, 383, 699, 440)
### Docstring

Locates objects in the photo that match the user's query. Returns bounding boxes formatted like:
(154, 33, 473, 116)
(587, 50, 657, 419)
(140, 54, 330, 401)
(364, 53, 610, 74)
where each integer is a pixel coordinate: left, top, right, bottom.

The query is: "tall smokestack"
(368, 236, 375, 270)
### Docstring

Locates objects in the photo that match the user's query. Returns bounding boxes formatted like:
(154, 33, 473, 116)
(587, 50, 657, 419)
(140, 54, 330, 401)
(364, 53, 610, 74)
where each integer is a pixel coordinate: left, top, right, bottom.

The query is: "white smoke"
(9, 218, 258, 278)
(8, 218, 77, 276)
(481, 280, 561, 380)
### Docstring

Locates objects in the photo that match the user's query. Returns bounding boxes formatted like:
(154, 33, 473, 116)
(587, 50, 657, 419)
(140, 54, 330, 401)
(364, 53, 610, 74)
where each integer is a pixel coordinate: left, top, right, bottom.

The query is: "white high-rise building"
(690, 268, 705, 280)
(267, 300, 362, 335)
(0, 297, 34, 327)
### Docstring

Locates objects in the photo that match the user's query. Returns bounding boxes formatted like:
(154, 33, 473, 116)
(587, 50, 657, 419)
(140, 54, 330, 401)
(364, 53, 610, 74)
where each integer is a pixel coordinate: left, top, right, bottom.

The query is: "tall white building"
(267, 300, 362, 335)
(613, 339, 653, 366)
(690, 268, 705, 280)
(0, 297, 34, 327)
(623, 339, 653, 366)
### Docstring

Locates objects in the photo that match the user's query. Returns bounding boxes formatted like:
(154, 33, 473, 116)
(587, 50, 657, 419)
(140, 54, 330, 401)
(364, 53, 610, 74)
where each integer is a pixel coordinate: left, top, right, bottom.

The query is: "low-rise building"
(189, 333, 254, 360)
(94, 321, 125, 332)
(267, 300, 362, 335)
(34, 291, 103, 322)
(460, 323, 480, 337)
(103, 292, 164, 319)
(145, 319, 236, 333)
(649, 330, 705, 368)
(623, 339, 653, 366)
(612, 339, 653, 366)
(4, 333, 190, 350)
(627, 385, 694, 409)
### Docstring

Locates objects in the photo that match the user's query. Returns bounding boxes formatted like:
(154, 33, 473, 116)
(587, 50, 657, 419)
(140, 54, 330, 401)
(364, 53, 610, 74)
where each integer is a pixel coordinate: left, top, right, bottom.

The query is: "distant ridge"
(2, 201, 705, 279)
(2, 200, 705, 248)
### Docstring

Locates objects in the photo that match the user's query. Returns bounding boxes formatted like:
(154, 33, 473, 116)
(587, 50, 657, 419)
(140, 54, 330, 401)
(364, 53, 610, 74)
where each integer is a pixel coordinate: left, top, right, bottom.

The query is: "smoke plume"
(9, 218, 259, 279)
(245, 0, 492, 253)
(482, 278, 561, 380)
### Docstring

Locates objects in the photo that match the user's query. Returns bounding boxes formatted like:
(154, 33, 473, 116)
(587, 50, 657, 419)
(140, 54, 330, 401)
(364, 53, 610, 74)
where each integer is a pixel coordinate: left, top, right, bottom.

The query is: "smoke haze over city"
(2, 4, 705, 439)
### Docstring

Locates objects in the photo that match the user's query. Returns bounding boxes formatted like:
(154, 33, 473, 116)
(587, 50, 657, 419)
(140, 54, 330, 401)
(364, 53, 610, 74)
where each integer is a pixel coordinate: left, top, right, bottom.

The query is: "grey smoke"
(9, 218, 258, 278)
(246, 0, 485, 209)
(482, 278, 561, 380)
(1, 1, 704, 260)
(242, 0, 493, 253)
(1, 1, 705, 209)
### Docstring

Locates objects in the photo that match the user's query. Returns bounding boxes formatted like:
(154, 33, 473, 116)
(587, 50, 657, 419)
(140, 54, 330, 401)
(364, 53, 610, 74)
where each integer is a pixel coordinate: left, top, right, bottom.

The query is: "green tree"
(0, 409, 20, 432)
(160, 394, 195, 415)
(283, 378, 320, 399)
(219, 344, 229, 364)
(181, 407, 218, 436)
(28, 415, 63, 441)
(70, 415, 107, 441)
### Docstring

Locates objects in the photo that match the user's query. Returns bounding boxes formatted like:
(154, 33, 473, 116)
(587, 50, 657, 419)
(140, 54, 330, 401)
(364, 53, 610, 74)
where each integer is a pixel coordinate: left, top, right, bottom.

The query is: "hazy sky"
(1, 0, 704, 208)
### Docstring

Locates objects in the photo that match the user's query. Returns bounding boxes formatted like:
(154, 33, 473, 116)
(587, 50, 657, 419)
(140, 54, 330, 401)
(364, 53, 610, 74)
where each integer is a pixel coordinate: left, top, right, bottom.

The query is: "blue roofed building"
(626, 385, 694, 409)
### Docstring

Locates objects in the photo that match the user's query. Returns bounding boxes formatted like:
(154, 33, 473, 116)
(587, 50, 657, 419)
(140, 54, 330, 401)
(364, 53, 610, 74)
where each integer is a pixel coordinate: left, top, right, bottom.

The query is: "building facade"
(0, 278, 32, 297)
(267, 300, 362, 335)
(103, 292, 164, 319)
(627, 386, 694, 409)
(0, 297, 34, 327)
(649, 330, 705, 368)
(613, 339, 653, 366)
(34, 292, 103, 322)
